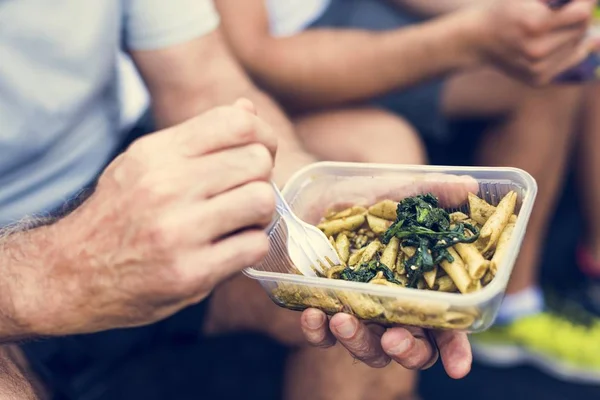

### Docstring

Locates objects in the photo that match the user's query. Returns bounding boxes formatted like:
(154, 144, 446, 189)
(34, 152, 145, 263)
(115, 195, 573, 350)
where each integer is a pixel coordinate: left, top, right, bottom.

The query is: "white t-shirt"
(0, 0, 219, 225)
(266, 0, 330, 36)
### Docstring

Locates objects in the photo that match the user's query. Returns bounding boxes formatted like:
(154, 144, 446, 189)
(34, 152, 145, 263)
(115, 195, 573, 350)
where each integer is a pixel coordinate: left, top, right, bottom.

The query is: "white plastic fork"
(271, 182, 343, 277)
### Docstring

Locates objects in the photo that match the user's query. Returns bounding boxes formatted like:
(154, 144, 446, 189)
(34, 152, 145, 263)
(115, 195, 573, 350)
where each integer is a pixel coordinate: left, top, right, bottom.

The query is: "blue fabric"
(308, 0, 450, 142)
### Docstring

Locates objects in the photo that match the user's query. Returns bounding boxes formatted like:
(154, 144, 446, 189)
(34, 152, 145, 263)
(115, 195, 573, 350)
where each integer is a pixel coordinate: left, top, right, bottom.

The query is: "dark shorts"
(309, 0, 450, 142)
(19, 114, 210, 400)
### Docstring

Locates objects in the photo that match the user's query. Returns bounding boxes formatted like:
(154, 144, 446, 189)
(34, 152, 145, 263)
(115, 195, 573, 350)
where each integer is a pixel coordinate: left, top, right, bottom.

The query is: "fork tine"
(299, 238, 327, 274)
(302, 226, 342, 274)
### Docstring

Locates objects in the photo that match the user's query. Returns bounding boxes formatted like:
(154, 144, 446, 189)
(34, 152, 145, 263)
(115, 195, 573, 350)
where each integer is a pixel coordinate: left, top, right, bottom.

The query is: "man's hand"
(7, 99, 279, 337)
(300, 310, 472, 378)
(471, 0, 598, 84)
(292, 173, 478, 377)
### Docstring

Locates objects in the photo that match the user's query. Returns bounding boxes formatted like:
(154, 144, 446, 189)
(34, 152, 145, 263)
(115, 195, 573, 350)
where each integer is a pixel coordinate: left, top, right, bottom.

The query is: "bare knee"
(294, 107, 427, 165)
(203, 274, 306, 347)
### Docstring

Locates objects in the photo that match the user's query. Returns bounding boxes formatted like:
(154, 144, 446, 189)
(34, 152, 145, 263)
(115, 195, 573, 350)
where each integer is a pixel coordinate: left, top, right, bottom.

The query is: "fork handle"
(271, 181, 293, 219)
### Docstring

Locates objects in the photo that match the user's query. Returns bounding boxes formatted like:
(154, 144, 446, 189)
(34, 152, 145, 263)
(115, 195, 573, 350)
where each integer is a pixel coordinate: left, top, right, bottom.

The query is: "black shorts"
(309, 0, 451, 143)
(18, 113, 211, 400)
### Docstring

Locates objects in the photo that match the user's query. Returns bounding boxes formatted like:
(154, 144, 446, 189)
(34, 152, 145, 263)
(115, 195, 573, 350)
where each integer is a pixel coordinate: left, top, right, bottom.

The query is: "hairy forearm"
(238, 9, 485, 110)
(0, 221, 58, 342)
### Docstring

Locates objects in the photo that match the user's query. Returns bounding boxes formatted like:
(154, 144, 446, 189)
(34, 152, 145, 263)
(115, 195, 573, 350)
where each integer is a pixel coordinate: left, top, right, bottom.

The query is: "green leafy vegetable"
(339, 257, 400, 285)
(382, 194, 479, 288)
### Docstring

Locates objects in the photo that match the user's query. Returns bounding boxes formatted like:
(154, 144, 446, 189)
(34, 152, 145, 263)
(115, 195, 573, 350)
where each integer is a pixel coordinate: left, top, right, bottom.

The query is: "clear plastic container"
(244, 162, 537, 333)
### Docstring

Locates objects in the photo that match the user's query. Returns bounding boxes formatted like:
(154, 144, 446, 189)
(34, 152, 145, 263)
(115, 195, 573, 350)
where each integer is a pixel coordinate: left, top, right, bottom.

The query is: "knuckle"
(521, 15, 545, 36)
(170, 254, 215, 298)
(244, 232, 270, 264)
(229, 109, 257, 143)
(246, 143, 274, 176)
(248, 181, 276, 219)
(524, 43, 547, 61)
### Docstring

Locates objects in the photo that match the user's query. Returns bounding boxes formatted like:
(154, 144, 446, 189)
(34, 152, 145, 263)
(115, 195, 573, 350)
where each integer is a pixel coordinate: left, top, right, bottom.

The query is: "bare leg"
(283, 344, 420, 400)
(578, 83, 600, 260)
(203, 275, 305, 347)
(443, 68, 582, 294)
(294, 107, 427, 165)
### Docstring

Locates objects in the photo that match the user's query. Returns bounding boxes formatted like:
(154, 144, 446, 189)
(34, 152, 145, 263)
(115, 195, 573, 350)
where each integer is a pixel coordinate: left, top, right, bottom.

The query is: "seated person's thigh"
(309, 0, 450, 143)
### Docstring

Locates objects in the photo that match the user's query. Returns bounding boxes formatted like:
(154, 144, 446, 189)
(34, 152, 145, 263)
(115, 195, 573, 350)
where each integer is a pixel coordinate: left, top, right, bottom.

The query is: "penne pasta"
(337, 292, 385, 319)
(359, 240, 383, 264)
(440, 248, 477, 294)
(326, 265, 346, 279)
(366, 213, 393, 234)
(434, 276, 458, 292)
(441, 311, 476, 330)
(348, 247, 366, 266)
(476, 191, 517, 254)
(317, 213, 366, 237)
(326, 206, 368, 220)
(469, 192, 517, 226)
(367, 200, 399, 221)
(481, 270, 494, 286)
(334, 233, 351, 264)
(423, 265, 438, 289)
(490, 222, 515, 275)
(396, 253, 406, 275)
(468, 192, 497, 226)
(454, 242, 490, 279)
(449, 211, 469, 224)
(380, 237, 400, 268)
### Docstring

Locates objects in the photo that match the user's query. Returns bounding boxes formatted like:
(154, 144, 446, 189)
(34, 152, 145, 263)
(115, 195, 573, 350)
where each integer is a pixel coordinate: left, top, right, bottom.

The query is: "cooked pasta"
(272, 191, 518, 329)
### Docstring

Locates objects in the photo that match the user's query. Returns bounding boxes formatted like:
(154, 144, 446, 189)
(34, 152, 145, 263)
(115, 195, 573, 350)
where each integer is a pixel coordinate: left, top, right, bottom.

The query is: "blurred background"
(4, 0, 600, 399)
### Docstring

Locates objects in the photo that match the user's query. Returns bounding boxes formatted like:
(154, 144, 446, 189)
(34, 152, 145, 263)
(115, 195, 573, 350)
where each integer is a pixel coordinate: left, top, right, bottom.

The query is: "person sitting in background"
(214, 0, 600, 392)
(377, 1, 600, 383)
(572, 83, 600, 318)
(0, 1, 472, 399)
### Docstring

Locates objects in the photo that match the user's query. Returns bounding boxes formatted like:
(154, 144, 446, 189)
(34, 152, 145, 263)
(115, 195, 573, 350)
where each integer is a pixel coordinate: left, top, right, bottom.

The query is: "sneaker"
(562, 279, 600, 317)
(471, 311, 600, 385)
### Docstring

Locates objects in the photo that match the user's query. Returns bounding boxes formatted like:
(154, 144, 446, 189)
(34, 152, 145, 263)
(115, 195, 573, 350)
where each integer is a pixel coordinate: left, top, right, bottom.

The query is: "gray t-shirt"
(0, 0, 219, 225)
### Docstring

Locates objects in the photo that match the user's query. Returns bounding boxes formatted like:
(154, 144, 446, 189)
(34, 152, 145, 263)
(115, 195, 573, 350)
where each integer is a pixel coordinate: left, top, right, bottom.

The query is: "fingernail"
(388, 338, 411, 355)
(305, 312, 325, 330)
(334, 319, 357, 339)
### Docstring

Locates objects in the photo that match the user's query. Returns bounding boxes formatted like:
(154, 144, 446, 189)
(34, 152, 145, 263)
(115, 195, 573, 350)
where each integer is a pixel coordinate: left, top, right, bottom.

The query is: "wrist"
(0, 222, 63, 340)
(449, 6, 493, 68)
